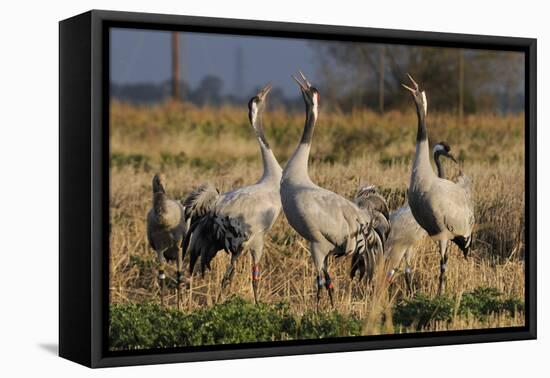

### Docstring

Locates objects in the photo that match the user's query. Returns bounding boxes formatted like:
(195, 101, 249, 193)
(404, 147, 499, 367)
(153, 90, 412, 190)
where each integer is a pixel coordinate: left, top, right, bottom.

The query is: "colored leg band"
(440, 263, 446, 272)
(252, 266, 260, 281)
(405, 267, 412, 274)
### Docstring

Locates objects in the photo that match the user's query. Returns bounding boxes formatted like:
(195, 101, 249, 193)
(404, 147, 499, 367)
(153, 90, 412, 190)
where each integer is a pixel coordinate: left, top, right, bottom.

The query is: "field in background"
(109, 100, 525, 350)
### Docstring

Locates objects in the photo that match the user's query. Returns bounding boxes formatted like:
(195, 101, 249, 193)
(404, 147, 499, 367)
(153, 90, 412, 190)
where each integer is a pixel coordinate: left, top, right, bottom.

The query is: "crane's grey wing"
(384, 205, 426, 270)
(456, 172, 473, 201)
(185, 186, 278, 275)
(294, 188, 366, 250)
(386, 205, 425, 251)
(298, 187, 382, 281)
(441, 175, 475, 255)
(217, 188, 281, 235)
(431, 180, 475, 238)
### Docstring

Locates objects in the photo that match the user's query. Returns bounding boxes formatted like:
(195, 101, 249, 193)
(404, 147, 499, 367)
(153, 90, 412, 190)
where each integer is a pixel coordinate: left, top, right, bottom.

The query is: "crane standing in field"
(280, 72, 390, 309)
(384, 141, 458, 294)
(182, 85, 282, 304)
(403, 74, 475, 295)
(146, 174, 188, 308)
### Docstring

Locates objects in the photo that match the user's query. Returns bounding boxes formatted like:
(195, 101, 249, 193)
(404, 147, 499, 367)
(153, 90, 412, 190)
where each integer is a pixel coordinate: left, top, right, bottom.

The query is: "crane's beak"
(257, 84, 272, 101)
(292, 74, 307, 92)
(292, 70, 312, 92)
(299, 70, 312, 88)
(401, 73, 420, 93)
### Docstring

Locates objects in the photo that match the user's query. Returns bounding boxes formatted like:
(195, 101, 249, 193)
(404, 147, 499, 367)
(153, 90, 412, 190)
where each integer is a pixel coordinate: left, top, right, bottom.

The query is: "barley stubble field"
(108, 100, 525, 350)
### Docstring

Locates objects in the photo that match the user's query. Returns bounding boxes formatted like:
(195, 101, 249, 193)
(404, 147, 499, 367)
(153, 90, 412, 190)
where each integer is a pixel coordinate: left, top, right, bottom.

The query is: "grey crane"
(182, 85, 282, 304)
(403, 74, 475, 295)
(280, 72, 390, 309)
(384, 141, 458, 294)
(146, 174, 189, 308)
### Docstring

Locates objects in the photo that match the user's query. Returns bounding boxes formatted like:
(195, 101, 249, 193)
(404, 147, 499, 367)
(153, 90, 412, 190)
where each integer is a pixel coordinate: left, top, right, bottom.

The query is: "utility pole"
(458, 49, 464, 120)
(379, 46, 385, 113)
(172, 32, 180, 101)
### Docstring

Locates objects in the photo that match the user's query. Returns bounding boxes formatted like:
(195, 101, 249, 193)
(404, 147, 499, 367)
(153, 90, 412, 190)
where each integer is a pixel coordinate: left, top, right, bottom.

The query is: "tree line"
(313, 43, 524, 114)
(112, 44, 524, 114)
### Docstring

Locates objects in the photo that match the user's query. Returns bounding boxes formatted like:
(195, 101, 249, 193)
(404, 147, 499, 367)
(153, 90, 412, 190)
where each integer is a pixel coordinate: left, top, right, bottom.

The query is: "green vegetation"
(110, 288, 523, 351)
(109, 296, 362, 350)
(393, 287, 524, 330)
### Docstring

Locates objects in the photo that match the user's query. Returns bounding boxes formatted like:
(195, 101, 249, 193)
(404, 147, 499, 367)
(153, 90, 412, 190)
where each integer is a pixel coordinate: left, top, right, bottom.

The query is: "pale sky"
(110, 28, 318, 97)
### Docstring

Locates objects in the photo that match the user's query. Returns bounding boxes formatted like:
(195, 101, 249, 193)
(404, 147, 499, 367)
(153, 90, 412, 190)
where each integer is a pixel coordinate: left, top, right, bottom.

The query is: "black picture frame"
(59, 9, 537, 368)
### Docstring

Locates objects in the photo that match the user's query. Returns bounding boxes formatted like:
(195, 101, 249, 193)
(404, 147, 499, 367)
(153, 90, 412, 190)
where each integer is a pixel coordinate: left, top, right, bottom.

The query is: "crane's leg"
(311, 243, 327, 312)
(218, 254, 237, 303)
(323, 259, 335, 309)
(437, 239, 449, 296)
(251, 244, 264, 305)
(157, 251, 167, 306)
(175, 246, 184, 310)
(252, 263, 260, 305)
(404, 248, 415, 296)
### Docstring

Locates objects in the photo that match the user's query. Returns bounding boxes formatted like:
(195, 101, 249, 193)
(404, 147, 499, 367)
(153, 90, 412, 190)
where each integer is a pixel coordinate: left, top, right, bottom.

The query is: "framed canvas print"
(59, 10, 536, 368)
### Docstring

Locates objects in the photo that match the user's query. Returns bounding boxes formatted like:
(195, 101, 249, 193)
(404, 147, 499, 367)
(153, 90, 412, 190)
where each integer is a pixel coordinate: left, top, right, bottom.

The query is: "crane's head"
(152, 173, 166, 194)
(433, 141, 457, 163)
(248, 84, 272, 125)
(292, 71, 320, 112)
(402, 74, 428, 117)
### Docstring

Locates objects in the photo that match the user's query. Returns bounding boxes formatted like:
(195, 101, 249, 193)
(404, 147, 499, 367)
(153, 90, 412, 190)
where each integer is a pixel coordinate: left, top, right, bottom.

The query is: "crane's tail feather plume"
(184, 211, 251, 276)
(354, 185, 391, 241)
(350, 185, 391, 282)
(181, 183, 219, 224)
(452, 235, 472, 259)
(349, 224, 384, 282)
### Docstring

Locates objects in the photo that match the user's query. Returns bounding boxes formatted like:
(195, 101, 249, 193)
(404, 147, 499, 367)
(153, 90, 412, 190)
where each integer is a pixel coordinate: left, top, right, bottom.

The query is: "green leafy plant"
(109, 297, 362, 351)
(392, 294, 455, 330)
(392, 287, 524, 330)
(459, 287, 524, 318)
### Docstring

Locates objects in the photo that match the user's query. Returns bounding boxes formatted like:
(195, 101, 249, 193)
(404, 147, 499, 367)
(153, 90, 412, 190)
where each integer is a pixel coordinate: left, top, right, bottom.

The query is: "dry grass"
(109, 100, 525, 334)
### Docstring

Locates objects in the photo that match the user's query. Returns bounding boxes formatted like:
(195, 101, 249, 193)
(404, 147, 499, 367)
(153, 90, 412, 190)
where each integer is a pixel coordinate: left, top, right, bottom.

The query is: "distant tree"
(110, 82, 167, 104)
(311, 42, 524, 114)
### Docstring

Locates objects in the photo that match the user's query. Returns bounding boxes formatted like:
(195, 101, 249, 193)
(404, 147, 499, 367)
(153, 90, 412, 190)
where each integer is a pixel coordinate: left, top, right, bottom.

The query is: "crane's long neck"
(253, 109, 282, 185)
(434, 151, 445, 179)
(411, 102, 435, 185)
(284, 106, 317, 182)
(153, 192, 168, 217)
